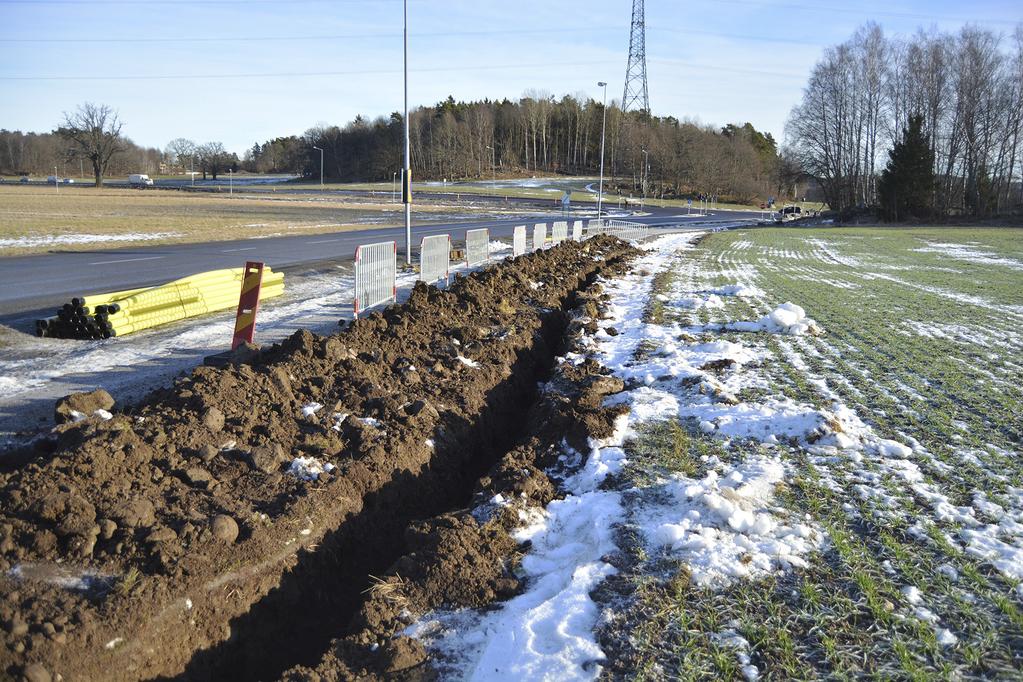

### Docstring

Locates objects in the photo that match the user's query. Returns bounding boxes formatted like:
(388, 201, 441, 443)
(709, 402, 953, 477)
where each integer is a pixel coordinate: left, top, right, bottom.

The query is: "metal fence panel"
(354, 240, 396, 318)
(513, 225, 527, 256)
(583, 219, 649, 242)
(551, 220, 568, 244)
(465, 228, 490, 267)
(419, 234, 450, 287)
(571, 220, 582, 241)
(533, 223, 547, 251)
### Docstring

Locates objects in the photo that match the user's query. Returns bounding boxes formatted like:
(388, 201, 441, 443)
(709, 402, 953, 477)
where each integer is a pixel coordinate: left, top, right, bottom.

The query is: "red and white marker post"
(232, 261, 265, 350)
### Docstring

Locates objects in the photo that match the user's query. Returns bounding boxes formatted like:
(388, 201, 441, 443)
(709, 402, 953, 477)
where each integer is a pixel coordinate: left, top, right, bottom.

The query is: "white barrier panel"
(419, 234, 450, 287)
(513, 225, 527, 256)
(584, 219, 649, 242)
(571, 220, 582, 241)
(533, 223, 547, 251)
(354, 240, 396, 318)
(552, 220, 568, 244)
(466, 228, 490, 267)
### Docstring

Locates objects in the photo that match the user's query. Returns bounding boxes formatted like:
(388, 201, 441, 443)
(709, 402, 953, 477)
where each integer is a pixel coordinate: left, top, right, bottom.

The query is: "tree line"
(233, 94, 791, 204)
(1, 118, 161, 182)
(787, 23, 1023, 217)
(5, 95, 791, 204)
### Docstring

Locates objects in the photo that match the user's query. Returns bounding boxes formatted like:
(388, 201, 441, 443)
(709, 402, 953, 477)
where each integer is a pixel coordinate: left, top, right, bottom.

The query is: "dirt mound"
(0, 235, 639, 682)
(282, 281, 633, 681)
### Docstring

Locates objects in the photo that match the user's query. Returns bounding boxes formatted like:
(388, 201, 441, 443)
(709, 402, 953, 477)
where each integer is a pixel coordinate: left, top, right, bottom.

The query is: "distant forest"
(0, 129, 162, 179)
(235, 94, 792, 204)
(2, 93, 794, 205)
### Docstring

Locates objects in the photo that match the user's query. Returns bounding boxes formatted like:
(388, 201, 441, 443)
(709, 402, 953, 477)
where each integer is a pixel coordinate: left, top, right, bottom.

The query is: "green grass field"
(602, 227, 1023, 679)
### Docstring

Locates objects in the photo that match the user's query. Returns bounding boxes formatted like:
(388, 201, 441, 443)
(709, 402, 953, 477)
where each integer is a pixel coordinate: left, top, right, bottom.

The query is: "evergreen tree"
(878, 114, 935, 221)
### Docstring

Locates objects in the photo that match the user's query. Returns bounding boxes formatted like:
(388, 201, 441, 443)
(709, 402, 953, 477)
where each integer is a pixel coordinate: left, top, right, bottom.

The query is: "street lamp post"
(641, 148, 649, 208)
(229, 168, 233, 196)
(392, 171, 397, 203)
(401, 0, 412, 265)
(485, 144, 496, 188)
(54, 165, 58, 194)
(596, 81, 608, 220)
(312, 146, 324, 190)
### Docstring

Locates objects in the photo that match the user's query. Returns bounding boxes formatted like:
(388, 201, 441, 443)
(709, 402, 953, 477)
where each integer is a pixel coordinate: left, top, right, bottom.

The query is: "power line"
(710, 0, 1021, 26)
(0, 60, 622, 82)
(0, 27, 624, 44)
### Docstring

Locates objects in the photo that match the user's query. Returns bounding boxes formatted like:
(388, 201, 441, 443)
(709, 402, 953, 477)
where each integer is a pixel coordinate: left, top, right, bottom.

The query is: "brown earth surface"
(0, 235, 640, 681)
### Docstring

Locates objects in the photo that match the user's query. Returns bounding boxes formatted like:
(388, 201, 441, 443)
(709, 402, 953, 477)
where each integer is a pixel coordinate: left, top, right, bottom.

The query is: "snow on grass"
(0, 232, 182, 248)
(913, 241, 1023, 271)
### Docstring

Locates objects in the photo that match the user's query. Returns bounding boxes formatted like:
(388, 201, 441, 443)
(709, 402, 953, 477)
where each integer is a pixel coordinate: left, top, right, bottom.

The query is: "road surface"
(0, 206, 765, 320)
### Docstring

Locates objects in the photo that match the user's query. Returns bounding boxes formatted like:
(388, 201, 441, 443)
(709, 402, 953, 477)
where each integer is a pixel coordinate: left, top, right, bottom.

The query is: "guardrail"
(420, 234, 450, 287)
(354, 240, 397, 318)
(513, 225, 527, 257)
(466, 228, 490, 267)
(533, 223, 547, 251)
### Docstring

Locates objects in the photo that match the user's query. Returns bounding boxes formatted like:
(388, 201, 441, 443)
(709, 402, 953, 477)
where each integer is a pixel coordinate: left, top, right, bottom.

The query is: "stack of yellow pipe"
(35, 267, 284, 339)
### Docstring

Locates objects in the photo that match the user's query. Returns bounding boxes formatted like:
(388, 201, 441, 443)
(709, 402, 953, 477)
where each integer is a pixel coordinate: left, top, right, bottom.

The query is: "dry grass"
(0, 185, 490, 255)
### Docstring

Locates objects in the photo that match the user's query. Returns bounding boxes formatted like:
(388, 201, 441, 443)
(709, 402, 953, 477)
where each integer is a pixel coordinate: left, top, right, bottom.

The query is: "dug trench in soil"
(0, 235, 639, 682)
(280, 276, 638, 681)
(168, 289, 567, 681)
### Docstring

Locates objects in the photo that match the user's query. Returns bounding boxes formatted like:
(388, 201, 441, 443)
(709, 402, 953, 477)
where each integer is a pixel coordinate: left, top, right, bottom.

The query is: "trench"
(161, 298, 578, 681)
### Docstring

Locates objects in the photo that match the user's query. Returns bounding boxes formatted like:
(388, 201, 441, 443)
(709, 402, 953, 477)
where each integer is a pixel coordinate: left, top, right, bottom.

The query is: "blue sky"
(1, 0, 1019, 155)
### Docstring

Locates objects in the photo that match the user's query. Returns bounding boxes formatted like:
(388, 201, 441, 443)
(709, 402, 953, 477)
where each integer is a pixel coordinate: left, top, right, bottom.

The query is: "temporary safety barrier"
(232, 261, 264, 350)
(354, 240, 397, 318)
(585, 219, 650, 242)
(571, 220, 582, 241)
(533, 223, 547, 251)
(35, 267, 285, 339)
(419, 234, 451, 287)
(552, 221, 568, 244)
(465, 228, 490, 267)
(513, 225, 527, 256)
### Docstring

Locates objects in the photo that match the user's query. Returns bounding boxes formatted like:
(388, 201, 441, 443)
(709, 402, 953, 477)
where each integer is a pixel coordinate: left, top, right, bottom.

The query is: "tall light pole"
(312, 145, 324, 190)
(401, 0, 412, 265)
(641, 148, 649, 207)
(485, 144, 496, 188)
(392, 171, 397, 203)
(54, 165, 58, 194)
(596, 81, 608, 219)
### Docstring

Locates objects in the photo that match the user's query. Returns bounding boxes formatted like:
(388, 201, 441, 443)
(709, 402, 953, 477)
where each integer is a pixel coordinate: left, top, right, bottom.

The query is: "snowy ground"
(409, 227, 1023, 680)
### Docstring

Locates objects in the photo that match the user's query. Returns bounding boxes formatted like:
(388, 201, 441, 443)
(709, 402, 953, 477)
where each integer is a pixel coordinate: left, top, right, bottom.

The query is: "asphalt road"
(0, 206, 764, 320)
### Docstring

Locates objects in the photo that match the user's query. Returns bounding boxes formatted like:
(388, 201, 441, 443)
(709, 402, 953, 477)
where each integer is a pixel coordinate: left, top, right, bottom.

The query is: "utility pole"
(402, 0, 412, 265)
(312, 145, 324, 189)
(641, 148, 648, 208)
(597, 81, 608, 219)
(54, 165, 58, 194)
(486, 144, 496, 188)
(392, 171, 397, 203)
(622, 0, 650, 113)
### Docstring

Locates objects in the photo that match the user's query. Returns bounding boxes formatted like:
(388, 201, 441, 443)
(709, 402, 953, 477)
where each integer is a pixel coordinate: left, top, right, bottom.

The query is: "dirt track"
(0, 236, 639, 681)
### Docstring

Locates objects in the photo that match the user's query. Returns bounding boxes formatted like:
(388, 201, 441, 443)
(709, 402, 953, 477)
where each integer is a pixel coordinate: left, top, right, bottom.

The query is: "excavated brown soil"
(0, 236, 639, 682)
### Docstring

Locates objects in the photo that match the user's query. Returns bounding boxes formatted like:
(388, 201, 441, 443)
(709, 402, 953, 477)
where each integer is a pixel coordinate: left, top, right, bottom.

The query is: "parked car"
(19, 176, 28, 183)
(47, 175, 60, 185)
(63, 178, 74, 184)
(129, 173, 154, 188)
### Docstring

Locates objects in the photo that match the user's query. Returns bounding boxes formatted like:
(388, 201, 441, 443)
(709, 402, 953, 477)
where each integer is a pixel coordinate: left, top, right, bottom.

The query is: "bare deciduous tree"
(56, 103, 125, 187)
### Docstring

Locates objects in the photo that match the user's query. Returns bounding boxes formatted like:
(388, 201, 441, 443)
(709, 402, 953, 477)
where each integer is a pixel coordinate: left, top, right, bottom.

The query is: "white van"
(129, 174, 154, 188)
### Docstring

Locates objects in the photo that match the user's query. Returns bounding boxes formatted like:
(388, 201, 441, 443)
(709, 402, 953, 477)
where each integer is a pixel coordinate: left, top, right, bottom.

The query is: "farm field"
(0, 185, 545, 255)
(2, 226, 1022, 681)
(570, 226, 1023, 678)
